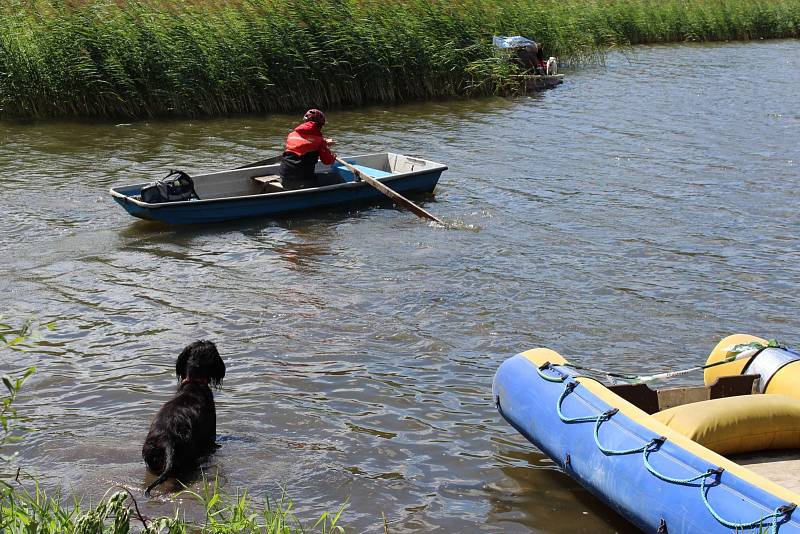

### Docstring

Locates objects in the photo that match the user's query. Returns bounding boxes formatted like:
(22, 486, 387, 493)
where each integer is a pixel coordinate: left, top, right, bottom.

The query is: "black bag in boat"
(140, 169, 199, 203)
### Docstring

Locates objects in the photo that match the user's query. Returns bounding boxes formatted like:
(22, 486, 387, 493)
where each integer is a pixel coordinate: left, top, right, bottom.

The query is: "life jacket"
(279, 121, 335, 182)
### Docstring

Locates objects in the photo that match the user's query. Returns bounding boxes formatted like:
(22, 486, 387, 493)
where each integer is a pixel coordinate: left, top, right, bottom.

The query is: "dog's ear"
(210, 359, 225, 387)
(175, 344, 191, 380)
(209, 344, 226, 387)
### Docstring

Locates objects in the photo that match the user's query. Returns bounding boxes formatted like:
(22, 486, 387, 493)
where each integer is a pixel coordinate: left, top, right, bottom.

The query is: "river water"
(1, 40, 799, 533)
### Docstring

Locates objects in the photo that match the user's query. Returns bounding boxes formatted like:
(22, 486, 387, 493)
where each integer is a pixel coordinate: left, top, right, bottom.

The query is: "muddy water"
(1, 40, 799, 533)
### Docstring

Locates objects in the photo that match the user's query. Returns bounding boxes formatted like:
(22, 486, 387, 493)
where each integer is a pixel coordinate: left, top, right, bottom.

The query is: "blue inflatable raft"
(493, 334, 800, 533)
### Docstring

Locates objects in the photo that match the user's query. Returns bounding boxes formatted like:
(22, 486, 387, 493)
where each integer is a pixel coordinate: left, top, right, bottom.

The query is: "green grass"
(0, 476, 346, 533)
(1, 0, 799, 119)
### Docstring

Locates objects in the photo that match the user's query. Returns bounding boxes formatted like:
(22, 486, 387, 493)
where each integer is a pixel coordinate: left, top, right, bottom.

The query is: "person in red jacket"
(515, 42, 545, 74)
(279, 109, 339, 189)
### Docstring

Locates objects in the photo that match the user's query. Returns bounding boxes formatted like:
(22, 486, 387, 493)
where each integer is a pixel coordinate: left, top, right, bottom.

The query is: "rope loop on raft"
(536, 361, 569, 383)
(700, 475, 790, 532)
(544, 370, 795, 533)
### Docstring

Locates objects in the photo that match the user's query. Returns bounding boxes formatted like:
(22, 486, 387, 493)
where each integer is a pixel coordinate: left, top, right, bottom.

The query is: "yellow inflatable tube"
(705, 333, 800, 400)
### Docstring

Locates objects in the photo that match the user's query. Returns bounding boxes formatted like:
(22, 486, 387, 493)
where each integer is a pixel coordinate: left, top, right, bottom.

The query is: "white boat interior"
(185, 152, 441, 201)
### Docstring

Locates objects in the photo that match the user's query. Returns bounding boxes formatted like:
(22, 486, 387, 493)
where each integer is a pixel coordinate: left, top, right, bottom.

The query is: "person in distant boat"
(515, 42, 545, 75)
(279, 109, 339, 190)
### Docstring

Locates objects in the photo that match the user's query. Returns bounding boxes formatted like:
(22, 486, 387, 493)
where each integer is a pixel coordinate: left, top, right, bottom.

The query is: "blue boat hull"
(109, 152, 447, 224)
(493, 352, 800, 533)
(111, 168, 442, 225)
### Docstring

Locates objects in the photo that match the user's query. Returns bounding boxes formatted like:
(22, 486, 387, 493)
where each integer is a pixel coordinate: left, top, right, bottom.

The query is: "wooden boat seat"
(251, 175, 284, 193)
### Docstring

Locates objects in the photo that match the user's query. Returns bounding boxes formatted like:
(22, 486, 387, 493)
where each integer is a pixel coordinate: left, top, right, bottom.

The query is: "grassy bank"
(0, 477, 345, 533)
(1, 0, 799, 119)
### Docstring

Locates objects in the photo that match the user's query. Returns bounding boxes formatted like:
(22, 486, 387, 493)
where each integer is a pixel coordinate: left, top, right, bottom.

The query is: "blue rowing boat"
(494, 335, 800, 533)
(109, 152, 446, 225)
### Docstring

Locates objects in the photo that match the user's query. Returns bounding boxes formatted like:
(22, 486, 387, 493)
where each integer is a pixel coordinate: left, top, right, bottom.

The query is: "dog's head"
(175, 340, 225, 387)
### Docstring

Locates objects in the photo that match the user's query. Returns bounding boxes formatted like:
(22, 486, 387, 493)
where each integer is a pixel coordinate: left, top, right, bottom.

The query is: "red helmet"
(303, 108, 326, 126)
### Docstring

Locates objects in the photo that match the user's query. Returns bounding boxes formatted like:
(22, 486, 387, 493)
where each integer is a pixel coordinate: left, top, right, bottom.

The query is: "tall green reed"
(1, 0, 799, 119)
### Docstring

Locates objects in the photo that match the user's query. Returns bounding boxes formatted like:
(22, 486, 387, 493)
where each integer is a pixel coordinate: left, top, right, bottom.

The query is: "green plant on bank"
(2, 0, 799, 119)
(0, 319, 346, 532)
(0, 478, 346, 533)
(0, 483, 184, 534)
(0, 317, 42, 463)
(183, 477, 345, 534)
(0, 317, 55, 351)
(0, 366, 34, 465)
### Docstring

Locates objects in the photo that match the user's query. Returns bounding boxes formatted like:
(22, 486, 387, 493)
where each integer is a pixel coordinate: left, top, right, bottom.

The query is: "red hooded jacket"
(284, 121, 335, 164)
(278, 121, 335, 183)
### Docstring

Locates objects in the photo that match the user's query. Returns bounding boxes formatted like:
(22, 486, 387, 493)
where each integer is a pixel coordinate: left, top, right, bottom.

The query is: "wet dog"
(142, 340, 225, 495)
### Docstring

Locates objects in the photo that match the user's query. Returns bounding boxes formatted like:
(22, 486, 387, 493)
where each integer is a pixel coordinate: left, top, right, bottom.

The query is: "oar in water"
(334, 157, 445, 226)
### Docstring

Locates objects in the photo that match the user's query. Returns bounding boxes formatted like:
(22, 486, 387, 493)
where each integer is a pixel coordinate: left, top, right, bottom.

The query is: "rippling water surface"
(2, 41, 800, 533)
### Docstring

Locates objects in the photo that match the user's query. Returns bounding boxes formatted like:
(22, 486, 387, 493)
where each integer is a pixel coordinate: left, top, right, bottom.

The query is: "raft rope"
(535, 361, 796, 533)
(559, 340, 782, 384)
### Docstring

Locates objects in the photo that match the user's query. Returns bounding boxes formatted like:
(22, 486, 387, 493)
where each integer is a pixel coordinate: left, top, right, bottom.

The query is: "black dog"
(142, 340, 225, 495)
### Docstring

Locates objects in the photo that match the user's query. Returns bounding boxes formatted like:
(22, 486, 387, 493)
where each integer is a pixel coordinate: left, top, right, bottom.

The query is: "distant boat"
(109, 153, 447, 225)
(493, 35, 564, 91)
(494, 333, 800, 533)
(522, 73, 564, 91)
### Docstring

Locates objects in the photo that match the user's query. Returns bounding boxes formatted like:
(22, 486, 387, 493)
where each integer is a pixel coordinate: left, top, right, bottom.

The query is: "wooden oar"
(335, 157, 444, 225)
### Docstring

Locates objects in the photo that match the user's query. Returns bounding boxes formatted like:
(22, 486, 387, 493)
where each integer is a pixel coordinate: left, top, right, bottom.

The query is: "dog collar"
(181, 377, 209, 385)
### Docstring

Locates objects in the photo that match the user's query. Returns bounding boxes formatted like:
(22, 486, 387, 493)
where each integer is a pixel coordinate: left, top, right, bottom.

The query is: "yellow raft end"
(704, 333, 767, 385)
(704, 334, 800, 400)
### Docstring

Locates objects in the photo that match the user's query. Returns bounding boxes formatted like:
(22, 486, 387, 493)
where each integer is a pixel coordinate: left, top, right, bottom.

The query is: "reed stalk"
(1, 0, 799, 119)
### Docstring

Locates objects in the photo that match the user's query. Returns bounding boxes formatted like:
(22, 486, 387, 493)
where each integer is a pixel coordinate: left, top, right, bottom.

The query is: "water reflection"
(490, 445, 635, 533)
